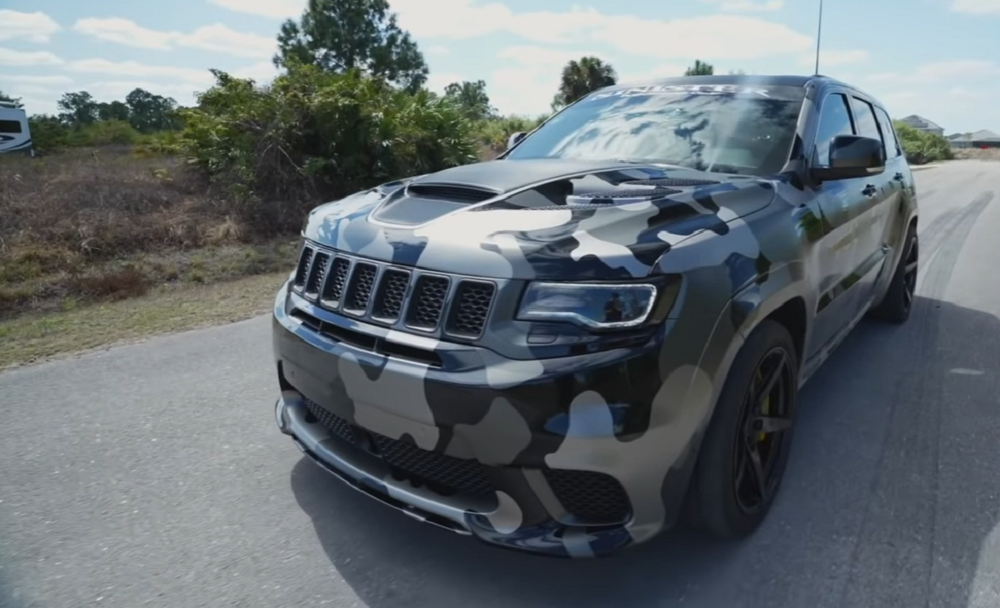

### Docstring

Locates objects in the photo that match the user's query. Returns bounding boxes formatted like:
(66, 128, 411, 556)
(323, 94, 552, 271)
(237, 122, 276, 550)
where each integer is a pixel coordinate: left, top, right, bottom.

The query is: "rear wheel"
(870, 225, 918, 323)
(693, 320, 799, 539)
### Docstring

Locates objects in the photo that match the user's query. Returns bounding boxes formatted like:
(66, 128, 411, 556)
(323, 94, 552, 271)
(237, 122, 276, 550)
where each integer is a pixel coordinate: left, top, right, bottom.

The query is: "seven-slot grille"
(292, 242, 496, 338)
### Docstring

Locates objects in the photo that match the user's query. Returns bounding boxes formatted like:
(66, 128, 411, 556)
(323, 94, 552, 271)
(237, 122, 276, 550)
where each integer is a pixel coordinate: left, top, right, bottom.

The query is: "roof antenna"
(814, 0, 824, 75)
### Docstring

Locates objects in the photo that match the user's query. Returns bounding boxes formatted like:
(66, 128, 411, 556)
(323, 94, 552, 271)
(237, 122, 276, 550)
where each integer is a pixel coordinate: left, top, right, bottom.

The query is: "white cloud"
(589, 15, 811, 60)
(0, 74, 73, 86)
(0, 10, 61, 43)
(867, 60, 1000, 84)
(618, 64, 692, 83)
(71, 18, 276, 59)
(800, 49, 869, 68)
(427, 45, 450, 55)
(0, 47, 63, 66)
(176, 24, 276, 58)
(86, 80, 205, 101)
(208, 0, 306, 18)
(232, 60, 282, 83)
(949, 0, 1000, 13)
(427, 72, 465, 94)
(489, 45, 616, 116)
(700, 0, 784, 11)
(392, 0, 812, 60)
(72, 17, 178, 50)
(64, 59, 215, 86)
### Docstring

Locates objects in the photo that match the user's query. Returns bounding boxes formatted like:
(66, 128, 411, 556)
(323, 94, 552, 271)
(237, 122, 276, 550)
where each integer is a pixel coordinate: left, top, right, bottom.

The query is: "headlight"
(517, 282, 662, 329)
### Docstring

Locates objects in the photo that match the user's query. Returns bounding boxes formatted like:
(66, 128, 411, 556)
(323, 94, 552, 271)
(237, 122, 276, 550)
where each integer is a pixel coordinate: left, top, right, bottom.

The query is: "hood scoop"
(405, 183, 499, 203)
(371, 182, 502, 226)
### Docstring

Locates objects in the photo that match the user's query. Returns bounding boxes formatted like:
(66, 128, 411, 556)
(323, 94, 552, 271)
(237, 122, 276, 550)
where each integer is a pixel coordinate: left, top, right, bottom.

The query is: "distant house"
(898, 114, 945, 136)
(948, 130, 1000, 149)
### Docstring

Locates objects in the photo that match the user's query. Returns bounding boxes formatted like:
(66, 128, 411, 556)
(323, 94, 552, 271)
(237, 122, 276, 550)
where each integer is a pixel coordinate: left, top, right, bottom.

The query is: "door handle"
(862, 184, 877, 197)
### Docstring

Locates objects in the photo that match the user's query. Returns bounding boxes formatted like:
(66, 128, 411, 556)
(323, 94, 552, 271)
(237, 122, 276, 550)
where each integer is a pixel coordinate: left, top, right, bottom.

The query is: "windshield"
(505, 83, 806, 176)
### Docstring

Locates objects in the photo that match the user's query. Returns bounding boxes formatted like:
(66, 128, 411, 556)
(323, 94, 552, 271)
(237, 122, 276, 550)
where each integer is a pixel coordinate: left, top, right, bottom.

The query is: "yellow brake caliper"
(755, 368, 768, 444)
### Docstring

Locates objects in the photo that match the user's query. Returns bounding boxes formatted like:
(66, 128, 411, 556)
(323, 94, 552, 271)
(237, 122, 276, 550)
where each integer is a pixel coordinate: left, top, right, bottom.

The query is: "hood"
(302, 158, 777, 281)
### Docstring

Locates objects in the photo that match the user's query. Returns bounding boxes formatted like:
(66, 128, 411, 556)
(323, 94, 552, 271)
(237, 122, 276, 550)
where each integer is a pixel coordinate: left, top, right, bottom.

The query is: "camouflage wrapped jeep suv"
(271, 74, 919, 557)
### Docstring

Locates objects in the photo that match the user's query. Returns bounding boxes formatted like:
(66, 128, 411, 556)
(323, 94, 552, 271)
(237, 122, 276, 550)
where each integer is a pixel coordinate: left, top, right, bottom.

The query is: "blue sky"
(1, 0, 998, 134)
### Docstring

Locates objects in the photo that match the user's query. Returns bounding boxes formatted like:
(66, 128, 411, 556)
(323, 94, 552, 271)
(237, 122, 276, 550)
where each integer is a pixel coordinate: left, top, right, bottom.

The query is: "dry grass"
(0, 270, 290, 369)
(0, 147, 305, 319)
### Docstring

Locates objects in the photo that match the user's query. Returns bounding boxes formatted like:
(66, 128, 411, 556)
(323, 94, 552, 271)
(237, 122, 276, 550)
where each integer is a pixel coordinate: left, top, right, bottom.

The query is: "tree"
(97, 100, 131, 122)
(552, 56, 617, 110)
(0, 90, 23, 107)
(57, 91, 99, 127)
(684, 60, 714, 76)
(728, 69, 747, 76)
(274, 0, 428, 93)
(125, 88, 180, 132)
(443, 80, 494, 121)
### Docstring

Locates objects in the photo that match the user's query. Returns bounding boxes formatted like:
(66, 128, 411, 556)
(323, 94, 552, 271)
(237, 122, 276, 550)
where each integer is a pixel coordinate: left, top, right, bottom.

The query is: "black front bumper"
(272, 281, 700, 557)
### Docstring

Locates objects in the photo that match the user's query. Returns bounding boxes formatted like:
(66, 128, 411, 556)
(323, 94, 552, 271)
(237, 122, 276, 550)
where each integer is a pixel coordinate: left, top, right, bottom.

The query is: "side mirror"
(811, 135, 886, 181)
(507, 131, 527, 150)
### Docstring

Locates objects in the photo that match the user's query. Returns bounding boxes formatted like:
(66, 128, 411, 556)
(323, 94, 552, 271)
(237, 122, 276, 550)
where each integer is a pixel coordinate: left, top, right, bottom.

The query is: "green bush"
(27, 114, 71, 152)
(178, 65, 478, 234)
(893, 121, 954, 165)
(64, 120, 140, 147)
(471, 114, 549, 153)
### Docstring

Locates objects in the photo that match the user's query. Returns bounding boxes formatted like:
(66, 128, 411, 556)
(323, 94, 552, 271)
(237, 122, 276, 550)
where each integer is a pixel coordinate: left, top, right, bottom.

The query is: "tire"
(693, 319, 800, 540)
(870, 225, 918, 324)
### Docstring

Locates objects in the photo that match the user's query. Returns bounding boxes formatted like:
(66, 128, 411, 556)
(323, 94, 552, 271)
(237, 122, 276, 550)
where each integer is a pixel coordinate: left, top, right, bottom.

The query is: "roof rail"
(0, 100, 24, 109)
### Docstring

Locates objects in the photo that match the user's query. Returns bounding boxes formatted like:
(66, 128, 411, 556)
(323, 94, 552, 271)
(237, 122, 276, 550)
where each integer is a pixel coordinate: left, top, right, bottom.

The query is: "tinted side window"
(874, 106, 901, 158)
(851, 97, 883, 145)
(813, 93, 855, 166)
(0, 120, 23, 134)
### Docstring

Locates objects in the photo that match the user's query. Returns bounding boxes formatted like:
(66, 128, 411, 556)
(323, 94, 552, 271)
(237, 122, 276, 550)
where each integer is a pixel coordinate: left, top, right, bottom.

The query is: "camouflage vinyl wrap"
(272, 85, 918, 557)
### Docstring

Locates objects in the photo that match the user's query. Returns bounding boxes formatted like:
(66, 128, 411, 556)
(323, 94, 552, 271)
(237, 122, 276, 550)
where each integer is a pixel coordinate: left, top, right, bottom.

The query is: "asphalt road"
(3, 159, 1000, 608)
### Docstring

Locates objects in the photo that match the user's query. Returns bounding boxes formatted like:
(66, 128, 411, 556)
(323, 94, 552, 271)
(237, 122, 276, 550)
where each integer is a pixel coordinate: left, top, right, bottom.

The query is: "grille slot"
(543, 469, 632, 526)
(302, 397, 495, 497)
(304, 252, 330, 297)
(293, 247, 314, 289)
(320, 257, 352, 305)
(405, 275, 450, 331)
(445, 280, 495, 338)
(343, 262, 378, 314)
(371, 268, 410, 321)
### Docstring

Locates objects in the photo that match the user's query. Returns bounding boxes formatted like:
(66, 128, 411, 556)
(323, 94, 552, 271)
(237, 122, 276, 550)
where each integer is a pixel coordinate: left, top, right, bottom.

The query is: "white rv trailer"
(0, 101, 33, 155)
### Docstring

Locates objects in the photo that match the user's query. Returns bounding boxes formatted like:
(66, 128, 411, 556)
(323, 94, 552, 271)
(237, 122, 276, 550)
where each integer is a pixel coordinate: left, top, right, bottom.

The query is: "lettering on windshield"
(587, 84, 772, 101)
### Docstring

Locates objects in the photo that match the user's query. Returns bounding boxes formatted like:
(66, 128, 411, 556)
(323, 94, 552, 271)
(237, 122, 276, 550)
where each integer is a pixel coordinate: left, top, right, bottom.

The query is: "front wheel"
(693, 320, 799, 539)
(870, 226, 918, 323)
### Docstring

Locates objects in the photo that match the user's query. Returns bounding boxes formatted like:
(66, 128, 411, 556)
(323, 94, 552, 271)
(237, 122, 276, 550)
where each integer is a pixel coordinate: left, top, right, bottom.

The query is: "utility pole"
(814, 0, 824, 75)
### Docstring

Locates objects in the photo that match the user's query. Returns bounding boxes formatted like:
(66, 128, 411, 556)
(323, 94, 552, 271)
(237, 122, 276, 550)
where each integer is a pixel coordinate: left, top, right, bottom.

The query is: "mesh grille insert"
(343, 262, 378, 313)
(445, 280, 495, 337)
(302, 396, 495, 497)
(372, 268, 410, 321)
(544, 469, 632, 525)
(321, 257, 352, 304)
(405, 275, 449, 330)
(294, 247, 314, 288)
(305, 252, 330, 295)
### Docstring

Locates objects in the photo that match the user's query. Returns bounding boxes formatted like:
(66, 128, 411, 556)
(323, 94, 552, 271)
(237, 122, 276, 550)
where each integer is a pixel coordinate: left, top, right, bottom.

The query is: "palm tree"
(552, 56, 617, 110)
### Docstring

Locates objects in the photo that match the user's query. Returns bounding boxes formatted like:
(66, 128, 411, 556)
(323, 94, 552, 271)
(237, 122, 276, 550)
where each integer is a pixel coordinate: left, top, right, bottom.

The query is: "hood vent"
(406, 183, 498, 204)
(623, 178, 719, 187)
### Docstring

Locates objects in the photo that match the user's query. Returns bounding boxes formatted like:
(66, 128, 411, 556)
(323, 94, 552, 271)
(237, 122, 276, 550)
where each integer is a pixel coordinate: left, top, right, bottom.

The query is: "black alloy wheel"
(693, 320, 800, 539)
(871, 225, 919, 323)
(732, 347, 795, 514)
(901, 233, 919, 317)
